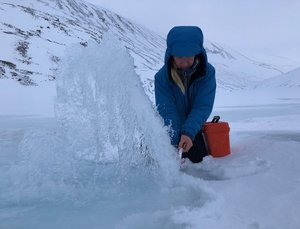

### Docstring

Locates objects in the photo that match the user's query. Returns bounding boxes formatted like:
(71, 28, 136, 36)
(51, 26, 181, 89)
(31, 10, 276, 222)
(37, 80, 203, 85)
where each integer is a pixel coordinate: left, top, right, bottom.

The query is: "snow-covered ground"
(0, 35, 299, 229)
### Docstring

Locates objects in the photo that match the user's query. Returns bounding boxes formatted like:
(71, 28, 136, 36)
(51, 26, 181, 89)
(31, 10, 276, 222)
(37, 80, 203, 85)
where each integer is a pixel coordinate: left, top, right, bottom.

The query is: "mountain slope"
(0, 0, 297, 95)
(255, 67, 300, 89)
(0, 0, 165, 86)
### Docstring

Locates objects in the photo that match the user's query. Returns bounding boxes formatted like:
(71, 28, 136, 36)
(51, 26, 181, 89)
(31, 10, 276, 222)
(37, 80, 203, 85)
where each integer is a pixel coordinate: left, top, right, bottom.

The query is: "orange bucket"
(202, 116, 231, 157)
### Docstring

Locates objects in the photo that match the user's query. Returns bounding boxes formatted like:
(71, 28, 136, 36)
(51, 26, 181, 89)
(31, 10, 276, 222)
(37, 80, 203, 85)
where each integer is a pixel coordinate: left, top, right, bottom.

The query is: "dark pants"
(182, 132, 208, 163)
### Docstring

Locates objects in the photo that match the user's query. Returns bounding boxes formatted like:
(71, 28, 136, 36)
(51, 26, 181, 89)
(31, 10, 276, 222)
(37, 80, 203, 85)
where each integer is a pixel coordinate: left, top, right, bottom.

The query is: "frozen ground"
(0, 35, 299, 229)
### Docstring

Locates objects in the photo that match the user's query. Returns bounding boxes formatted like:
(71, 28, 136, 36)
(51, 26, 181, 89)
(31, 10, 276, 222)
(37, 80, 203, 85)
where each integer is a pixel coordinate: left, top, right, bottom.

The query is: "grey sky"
(86, 0, 300, 62)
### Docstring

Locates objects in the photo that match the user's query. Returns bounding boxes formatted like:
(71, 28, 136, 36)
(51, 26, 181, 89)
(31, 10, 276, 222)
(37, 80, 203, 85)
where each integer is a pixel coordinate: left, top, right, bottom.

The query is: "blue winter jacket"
(155, 26, 216, 146)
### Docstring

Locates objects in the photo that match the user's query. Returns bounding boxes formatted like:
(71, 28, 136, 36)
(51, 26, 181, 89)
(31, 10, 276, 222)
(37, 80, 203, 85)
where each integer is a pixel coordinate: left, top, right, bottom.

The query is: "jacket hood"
(165, 26, 206, 64)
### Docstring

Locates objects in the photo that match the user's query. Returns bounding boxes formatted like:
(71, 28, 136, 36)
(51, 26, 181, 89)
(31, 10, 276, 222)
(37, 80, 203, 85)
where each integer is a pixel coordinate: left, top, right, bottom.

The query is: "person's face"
(173, 56, 195, 69)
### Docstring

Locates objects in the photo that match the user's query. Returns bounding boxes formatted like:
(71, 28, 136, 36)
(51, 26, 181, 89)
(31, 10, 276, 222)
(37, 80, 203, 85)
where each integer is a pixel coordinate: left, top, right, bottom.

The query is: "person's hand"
(178, 135, 193, 152)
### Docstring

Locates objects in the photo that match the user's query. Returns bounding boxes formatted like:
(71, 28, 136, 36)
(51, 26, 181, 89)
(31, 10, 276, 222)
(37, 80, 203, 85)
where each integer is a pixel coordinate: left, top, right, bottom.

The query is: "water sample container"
(202, 116, 231, 157)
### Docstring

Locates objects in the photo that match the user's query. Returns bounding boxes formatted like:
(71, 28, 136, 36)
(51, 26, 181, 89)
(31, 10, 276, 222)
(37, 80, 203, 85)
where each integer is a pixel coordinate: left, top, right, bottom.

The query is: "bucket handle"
(211, 116, 220, 123)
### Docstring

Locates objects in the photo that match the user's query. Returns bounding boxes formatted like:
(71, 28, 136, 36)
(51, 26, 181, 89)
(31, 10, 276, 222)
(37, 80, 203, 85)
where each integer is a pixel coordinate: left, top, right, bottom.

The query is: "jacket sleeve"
(182, 65, 216, 140)
(155, 72, 181, 145)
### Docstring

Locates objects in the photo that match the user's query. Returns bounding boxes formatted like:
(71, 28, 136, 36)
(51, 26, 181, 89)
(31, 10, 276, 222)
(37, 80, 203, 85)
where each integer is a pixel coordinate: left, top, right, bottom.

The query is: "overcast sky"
(86, 0, 300, 62)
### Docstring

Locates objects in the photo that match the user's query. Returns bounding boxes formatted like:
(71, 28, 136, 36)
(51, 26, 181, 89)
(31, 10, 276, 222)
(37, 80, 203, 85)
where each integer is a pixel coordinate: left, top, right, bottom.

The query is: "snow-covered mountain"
(255, 67, 300, 89)
(0, 0, 165, 87)
(0, 0, 298, 96)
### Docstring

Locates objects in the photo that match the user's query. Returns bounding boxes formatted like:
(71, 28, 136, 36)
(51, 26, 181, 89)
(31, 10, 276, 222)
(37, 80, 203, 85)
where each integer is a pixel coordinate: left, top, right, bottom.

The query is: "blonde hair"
(170, 61, 185, 94)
